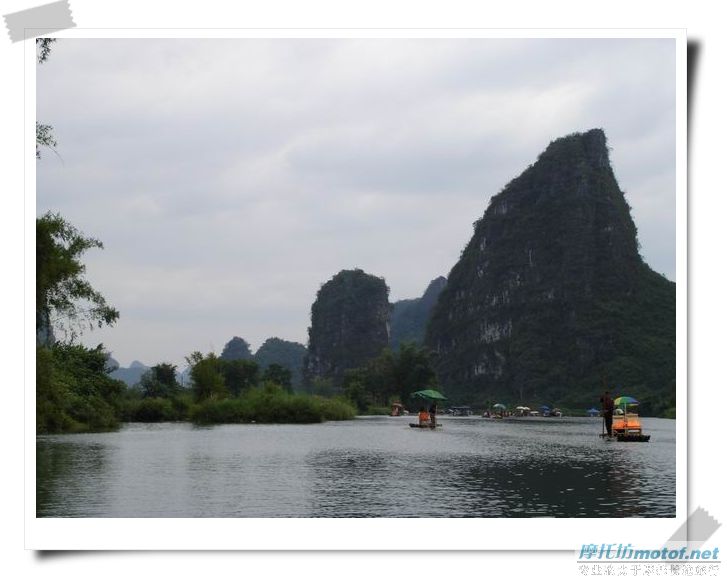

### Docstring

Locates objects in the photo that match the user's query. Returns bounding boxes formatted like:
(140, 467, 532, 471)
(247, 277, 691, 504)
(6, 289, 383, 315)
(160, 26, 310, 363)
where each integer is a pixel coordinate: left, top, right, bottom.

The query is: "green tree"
(394, 342, 439, 401)
(36, 122, 57, 160)
(310, 377, 335, 398)
(219, 358, 259, 396)
(35, 44, 125, 433)
(36, 38, 58, 159)
(342, 373, 372, 412)
(341, 343, 438, 411)
(36, 212, 119, 341)
(262, 363, 292, 391)
(187, 352, 227, 402)
(37, 343, 125, 433)
(140, 363, 180, 399)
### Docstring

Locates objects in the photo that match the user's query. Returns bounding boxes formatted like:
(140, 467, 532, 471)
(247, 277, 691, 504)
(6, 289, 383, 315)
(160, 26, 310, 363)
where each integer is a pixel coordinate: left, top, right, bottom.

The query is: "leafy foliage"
(309, 376, 335, 397)
(139, 363, 180, 399)
(36, 212, 119, 341)
(148, 351, 358, 424)
(35, 213, 124, 433)
(35, 122, 57, 160)
(262, 363, 292, 391)
(219, 358, 259, 396)
(190, 383, 356, 424)
(36, 38, 56, 63)
(36, 39, 57, 158)
(342, 343, 438, 412)
(37, 344, 125, 433)
(120, 392, 193, 422)
(186, 351, 227, 402)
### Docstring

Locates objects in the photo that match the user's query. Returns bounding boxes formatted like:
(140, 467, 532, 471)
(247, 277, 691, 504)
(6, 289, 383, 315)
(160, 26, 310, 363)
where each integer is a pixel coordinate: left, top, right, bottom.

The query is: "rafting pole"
(599, 372, 608, 439)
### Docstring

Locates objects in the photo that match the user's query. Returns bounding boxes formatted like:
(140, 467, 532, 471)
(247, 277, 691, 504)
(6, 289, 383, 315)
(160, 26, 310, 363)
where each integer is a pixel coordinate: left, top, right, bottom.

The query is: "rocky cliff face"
(425, 129, 675, 408)
(304, 269, 390, 388)
(390, 276, 447, 349)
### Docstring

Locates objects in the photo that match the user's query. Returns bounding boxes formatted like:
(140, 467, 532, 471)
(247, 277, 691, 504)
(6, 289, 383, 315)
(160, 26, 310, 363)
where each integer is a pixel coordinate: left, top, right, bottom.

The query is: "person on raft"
(600, 390, 615, 436)
(428, 403, 437, 427)
(418, 407, 430, 426)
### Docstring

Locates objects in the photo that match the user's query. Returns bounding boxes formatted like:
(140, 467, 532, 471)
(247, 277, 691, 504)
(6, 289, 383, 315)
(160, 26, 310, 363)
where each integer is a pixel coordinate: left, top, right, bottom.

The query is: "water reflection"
(37, 439, 111, 517)
(306, 450, 400, 517)
(36, 417, 676, 518)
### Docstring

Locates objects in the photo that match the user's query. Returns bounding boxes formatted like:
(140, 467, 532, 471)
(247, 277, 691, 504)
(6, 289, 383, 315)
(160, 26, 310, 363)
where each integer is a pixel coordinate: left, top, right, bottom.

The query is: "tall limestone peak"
(304, 269, 390, 388)
(426, 129, 675, 410)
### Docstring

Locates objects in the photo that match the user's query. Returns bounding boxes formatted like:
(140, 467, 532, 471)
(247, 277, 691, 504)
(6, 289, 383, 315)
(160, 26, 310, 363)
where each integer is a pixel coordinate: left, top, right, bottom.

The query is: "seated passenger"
(418, 408, 430, 426)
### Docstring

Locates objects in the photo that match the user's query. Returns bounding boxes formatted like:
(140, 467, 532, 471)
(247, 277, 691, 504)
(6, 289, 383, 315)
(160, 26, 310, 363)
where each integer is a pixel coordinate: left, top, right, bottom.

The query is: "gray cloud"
(37, 38, 676, 367)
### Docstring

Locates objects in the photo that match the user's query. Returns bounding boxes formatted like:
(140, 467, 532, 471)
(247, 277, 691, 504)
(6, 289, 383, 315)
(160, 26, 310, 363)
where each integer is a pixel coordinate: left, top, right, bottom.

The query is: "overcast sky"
(36, 38, 676, 368)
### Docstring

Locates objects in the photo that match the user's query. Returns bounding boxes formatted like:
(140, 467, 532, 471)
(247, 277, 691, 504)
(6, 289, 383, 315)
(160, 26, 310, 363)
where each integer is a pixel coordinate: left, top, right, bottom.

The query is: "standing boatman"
(600, 390, 615, 436)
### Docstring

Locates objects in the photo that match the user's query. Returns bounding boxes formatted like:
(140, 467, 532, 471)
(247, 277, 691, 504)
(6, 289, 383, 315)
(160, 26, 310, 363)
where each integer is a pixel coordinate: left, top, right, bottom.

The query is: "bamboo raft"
(600, 433, 651, 442)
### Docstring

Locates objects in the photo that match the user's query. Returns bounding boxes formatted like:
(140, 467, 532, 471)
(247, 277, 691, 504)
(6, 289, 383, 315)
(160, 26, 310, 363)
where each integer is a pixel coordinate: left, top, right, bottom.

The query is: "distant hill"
(390, 276, 446, 349)
(220, 336, 254, 361)
(254, 338, 307, 390)
(426, 129, 675, 415)
(108, 360, 149, 387)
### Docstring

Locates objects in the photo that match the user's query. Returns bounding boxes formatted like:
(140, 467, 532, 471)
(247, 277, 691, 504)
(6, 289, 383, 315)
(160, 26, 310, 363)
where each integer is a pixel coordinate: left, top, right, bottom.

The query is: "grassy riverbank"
(121, 385, 357, 425)
(191, 389, 356, 424)
(38, 344, 357, 434)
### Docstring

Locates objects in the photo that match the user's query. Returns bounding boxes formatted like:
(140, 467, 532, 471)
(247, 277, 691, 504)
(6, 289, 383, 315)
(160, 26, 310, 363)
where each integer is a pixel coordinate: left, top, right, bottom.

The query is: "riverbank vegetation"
(37, 343, 125, 433)
(119, 357, 356, 424)
(35, 210, 352, 433)
(36, 211, 125, 434)
(341, 342, 439, 413)
(190, 383, 356, 424)
(183, 352, 355, 423)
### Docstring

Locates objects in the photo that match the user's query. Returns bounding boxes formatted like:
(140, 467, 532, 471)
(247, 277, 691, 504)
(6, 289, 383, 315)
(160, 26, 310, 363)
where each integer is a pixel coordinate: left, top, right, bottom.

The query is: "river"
(36, 416, 675, 517)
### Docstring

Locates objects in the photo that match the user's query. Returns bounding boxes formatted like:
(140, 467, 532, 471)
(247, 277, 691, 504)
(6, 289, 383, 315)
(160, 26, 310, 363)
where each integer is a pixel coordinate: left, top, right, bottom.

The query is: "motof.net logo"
(577, 543, 720, 561)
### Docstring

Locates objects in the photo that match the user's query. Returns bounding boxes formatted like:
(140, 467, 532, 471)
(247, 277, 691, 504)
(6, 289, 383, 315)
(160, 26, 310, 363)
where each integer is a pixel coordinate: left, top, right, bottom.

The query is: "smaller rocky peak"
(581, 128, 610, 169)
(305, 268, 390, 387)
(420, 276, 448, 308)
(538, 128, 610, 170)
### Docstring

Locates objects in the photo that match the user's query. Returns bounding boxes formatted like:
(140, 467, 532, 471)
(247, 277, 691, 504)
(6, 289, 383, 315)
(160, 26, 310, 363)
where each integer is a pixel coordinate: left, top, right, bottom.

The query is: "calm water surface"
(37, 416, 675, 517)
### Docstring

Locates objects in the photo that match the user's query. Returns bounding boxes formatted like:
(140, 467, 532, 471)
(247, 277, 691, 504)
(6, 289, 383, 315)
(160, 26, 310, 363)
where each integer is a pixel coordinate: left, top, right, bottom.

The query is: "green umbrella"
(411, 389, 448, 401)
(493, 403, 507, 410)
(613, 396, 639, 407)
